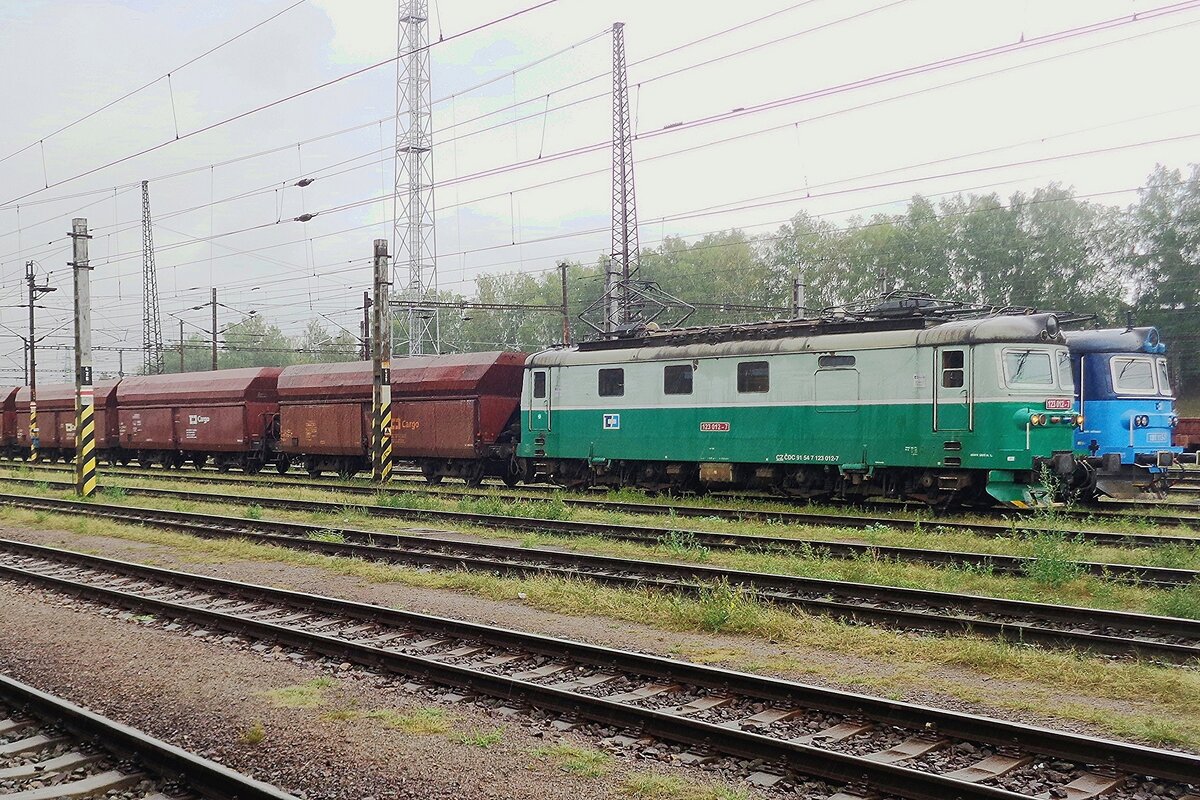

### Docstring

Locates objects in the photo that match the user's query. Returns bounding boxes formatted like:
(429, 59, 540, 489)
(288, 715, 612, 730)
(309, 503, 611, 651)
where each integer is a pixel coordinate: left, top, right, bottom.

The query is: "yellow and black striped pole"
(371, 238, 393, 483)
(70, 217, 97, 497)
(28, 401, 39, 464)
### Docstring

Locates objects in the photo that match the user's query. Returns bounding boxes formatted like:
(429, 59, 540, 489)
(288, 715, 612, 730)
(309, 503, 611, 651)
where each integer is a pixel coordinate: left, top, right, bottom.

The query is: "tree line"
(164, 162, 1200, 396)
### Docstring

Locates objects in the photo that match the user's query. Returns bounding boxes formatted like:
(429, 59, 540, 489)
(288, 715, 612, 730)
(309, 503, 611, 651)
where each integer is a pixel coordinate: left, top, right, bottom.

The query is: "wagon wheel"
(191, 453, 208, 470)
(420, 463, 443, 485)
(244, 461, 262, 476)
(275, 457, 291, 475)
(216, 461, 232, 473)
(306, 462, 322, 478)
(463, 463, 486, 488)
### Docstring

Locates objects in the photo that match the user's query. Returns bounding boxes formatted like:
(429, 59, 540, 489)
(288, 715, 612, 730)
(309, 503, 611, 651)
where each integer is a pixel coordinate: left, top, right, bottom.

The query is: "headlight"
(1045, 315, 1059, 337)
(1134, 415, 1150, 428)
(1169, 415, 1179, 428)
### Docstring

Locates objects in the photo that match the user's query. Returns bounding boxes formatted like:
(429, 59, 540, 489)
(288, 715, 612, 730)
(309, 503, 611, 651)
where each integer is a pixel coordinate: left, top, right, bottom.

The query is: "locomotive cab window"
(598, 368, 625, 397)
(1111, 357, 1155, 395)
(737, 361, 769, 393)
(1157, 359, 1173, 397)
(1057, 349, 1075, 392)
(664, 364, 693, 395)
(1003, 349, 1054, 387)
(532, 371, 547, 399)
(941, 350, 965, 388)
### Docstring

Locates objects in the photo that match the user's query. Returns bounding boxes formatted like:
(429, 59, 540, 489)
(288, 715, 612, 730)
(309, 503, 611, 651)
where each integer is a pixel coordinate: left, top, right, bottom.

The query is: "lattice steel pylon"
(609, 21, 638, 333)
(580, 23, 694, 338)
(140, 180, 164, 374)
(394, 0, 438, 356)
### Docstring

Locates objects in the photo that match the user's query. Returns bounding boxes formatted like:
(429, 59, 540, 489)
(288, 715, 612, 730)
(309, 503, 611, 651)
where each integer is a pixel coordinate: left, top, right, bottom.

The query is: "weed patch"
(451, 726, 504, 748)
(262, 678, 334, 709)
(239, 721, 266, 745)
(533, 743, 613, 778)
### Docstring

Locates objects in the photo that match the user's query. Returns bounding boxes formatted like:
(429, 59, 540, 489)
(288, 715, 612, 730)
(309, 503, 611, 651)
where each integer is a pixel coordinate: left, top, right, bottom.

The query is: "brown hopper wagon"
(15, 383, 78, 462)
(114, 368, 281, 471)
(277, 351, 526, 482)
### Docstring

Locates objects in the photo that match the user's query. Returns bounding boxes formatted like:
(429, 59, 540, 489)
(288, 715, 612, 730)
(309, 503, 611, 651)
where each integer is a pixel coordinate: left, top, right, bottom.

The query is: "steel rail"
(1, 538, 1197, 799)
(0, 673, 296, 799)
(0, 481, 1194, 588)
(3, 462, 1198, 546)
(0, 490, 1193, 661)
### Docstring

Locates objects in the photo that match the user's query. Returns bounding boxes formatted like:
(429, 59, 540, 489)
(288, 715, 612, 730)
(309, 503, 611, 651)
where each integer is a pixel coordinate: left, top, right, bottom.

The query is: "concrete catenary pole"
(372, 239, 393, 482)
(178, 320, 185, 372)
(70, 218, 96, 497)
(558, 261, 570, 346)
(211, 287, 218, 371)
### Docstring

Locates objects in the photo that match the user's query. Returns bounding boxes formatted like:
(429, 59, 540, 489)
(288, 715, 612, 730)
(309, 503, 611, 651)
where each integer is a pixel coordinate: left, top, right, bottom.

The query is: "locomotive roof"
(1063, 327, 1166, 355)
(530, 313, 1064, 366)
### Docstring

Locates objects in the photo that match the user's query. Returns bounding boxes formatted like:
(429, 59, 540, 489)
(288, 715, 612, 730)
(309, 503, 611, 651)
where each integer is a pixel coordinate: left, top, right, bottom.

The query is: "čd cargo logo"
(699, 421, 730, 432)
(1044, 398, 1073, 411)
(188, 414, 211, 425)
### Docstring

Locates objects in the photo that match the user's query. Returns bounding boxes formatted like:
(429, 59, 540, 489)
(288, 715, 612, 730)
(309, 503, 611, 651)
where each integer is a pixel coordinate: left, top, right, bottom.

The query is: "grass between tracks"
(3, 504, 1199, 751)
(4, 476, 1197, 619)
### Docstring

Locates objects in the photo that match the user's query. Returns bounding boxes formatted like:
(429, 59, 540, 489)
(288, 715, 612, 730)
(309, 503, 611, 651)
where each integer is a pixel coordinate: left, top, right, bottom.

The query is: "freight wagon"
(112, 368, 281, 471)
(0, 387, 18, 455)
(1178, 417, 1200, 453)
(15, 383, 79, 462)
(278, 351, 526, 483)
(517, 313, 1085, 507)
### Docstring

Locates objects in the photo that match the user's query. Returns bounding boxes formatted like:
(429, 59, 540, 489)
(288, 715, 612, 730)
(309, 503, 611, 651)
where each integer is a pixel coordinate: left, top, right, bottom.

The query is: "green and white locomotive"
(515, 313, 1087, 507)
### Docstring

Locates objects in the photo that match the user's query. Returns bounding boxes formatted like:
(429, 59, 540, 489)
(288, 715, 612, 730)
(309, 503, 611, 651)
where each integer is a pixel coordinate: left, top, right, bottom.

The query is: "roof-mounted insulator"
(296, 178, 314, 187)
(294, 213, 315, 223)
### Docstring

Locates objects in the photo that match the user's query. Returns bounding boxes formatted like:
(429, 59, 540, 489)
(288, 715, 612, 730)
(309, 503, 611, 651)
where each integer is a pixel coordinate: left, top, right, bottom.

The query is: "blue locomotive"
(1063, 327, 1183, 498)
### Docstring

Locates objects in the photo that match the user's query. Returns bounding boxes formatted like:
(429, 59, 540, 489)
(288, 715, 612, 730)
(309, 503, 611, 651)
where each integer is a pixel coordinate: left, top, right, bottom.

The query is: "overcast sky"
(0, 0, 1197, 380)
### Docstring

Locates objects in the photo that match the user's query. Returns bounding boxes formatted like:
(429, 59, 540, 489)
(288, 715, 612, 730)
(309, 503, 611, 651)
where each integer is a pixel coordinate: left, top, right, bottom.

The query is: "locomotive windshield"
(1111, 357, 1156, 395)
(1056, 349, 1074, 392)
(1003, 349, 1054, 387)
(1157, 358, 1173, 396)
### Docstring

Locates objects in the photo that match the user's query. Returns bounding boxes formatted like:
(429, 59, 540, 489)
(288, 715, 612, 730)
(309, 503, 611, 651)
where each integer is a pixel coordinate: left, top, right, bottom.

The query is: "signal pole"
(371, 239, 393, 483)
(70, 218, 96, 497)
(25, 262, 56, 463)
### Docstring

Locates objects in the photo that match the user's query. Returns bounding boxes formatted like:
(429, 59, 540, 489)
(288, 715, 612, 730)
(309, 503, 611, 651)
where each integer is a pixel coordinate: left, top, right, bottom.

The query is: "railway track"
(1, 538, 1197, 800)
(2, 482, 1197, 588)
(2, 467, 1198, 553)
(0, 672, 293, 800)
(0, 491, 1196, 661)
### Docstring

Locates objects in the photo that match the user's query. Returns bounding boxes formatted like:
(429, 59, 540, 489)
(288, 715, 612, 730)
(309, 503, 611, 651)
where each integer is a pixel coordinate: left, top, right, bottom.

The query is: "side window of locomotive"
(1056, 349, 1075, 392)
(1157, 359, 1173, 396)
(598, 368, 625, 397)
(737, 361, 769, 393)
(818, 355, 856, 368)
(663, 364, 693, 395)
(1003, 349, 1054, 387)
(532, 371, 546, 399)
(941, 350, 965, 388)
(1110, 357, 1155, 395)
